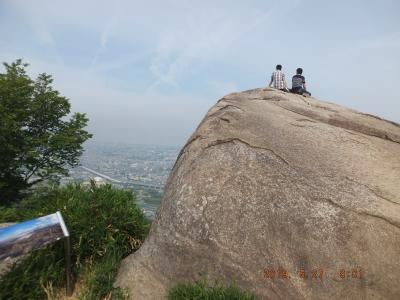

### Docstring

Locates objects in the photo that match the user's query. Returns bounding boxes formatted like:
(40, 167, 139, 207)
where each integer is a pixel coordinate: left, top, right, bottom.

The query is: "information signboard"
(0, 212, 72, 295)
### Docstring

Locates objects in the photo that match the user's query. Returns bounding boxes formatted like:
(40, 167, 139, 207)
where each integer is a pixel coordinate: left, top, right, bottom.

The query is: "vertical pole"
(57, 211, 73, 297)
(65, 236, 73, 296)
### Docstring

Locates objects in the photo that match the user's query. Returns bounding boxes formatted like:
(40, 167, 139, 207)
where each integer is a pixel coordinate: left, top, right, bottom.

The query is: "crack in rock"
(296, 118, 317, 123)
(274, 103, 400, 145)
(204, 138, 289, 165)
(207, 105, 243, 120)
(174, 134, 203, 167)
(319, 197, 400, 229)
(289, 123, 315, 128)
(216, 104, 243, 112)
(251, 97, 281, 101)
(344, 176, 400, 206)
(219, 117, 231, 123)
(173, 103, 244, 168)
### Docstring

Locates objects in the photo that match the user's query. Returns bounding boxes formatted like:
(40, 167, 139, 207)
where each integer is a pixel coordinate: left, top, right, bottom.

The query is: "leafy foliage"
(0, 60, 92, 204)
(168, 280, 256, 300)
(0, 183, 149, 300)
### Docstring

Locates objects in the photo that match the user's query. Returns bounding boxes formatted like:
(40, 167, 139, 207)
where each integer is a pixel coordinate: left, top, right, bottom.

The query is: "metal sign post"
(56, 211, 72, 297)
(64, 236, 72, 296)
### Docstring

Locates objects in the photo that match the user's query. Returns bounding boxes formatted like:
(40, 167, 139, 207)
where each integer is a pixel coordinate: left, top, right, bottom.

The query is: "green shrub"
(168, 280, 256, 300)
(78, 252, 128, 300)
(0, 206, 20, 222)
(0, 183, 149, 300)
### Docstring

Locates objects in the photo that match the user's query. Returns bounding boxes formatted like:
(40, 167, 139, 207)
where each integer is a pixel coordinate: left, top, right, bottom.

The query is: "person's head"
(296, 68, 303, 75)
(276, 64, 282, 70)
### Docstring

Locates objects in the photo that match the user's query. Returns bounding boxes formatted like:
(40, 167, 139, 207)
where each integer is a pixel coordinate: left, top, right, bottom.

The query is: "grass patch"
(77, 253, 129, 300)
(168, 280, 256, 300)
(0, 182, 149, 300)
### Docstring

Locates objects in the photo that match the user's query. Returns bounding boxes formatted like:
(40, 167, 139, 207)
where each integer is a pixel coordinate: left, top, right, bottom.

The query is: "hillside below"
(115, 88, 400, 299)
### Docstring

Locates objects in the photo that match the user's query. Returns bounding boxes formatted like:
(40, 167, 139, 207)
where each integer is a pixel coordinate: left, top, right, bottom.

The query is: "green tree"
(0, 59, 92, 204)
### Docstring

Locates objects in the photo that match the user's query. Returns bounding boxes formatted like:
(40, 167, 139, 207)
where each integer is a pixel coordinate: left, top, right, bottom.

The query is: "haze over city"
(1, 0, 399, 146)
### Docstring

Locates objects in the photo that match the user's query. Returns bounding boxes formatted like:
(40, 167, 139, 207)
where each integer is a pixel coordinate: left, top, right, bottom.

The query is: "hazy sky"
(1, 0, 399, 146)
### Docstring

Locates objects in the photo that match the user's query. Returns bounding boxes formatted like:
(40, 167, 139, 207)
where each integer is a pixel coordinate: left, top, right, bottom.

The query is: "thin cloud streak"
(90, 4, 121, 67)
(147, 7, 275, 91)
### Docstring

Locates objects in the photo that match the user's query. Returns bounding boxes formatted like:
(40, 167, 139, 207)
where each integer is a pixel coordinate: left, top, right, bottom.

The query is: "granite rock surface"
(115, 88, 400, 299)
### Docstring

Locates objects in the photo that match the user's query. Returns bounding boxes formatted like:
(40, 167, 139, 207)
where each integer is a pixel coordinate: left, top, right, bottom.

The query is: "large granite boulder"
(115, 88, 400, 299)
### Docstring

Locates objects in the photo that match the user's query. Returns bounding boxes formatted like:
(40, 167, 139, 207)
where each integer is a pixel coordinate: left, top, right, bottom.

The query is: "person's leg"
(292, 87, 302, 94)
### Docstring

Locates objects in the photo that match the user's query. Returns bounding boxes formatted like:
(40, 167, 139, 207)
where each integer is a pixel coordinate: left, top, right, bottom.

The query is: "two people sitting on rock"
(268, 65, 311, 96)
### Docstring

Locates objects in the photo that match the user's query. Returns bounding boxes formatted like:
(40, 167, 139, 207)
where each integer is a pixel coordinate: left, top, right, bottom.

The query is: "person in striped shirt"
(268, 64, 288, 91)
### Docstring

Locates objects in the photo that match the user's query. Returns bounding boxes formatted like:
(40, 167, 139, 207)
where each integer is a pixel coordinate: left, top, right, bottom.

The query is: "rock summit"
(115, 88, 400, 299)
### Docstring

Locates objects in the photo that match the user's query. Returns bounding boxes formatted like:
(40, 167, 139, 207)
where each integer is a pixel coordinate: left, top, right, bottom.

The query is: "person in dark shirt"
(291, 68, 310, 96)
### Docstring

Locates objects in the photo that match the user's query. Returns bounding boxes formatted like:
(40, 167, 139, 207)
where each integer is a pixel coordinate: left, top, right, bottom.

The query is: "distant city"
(61, 142, 180, 219)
